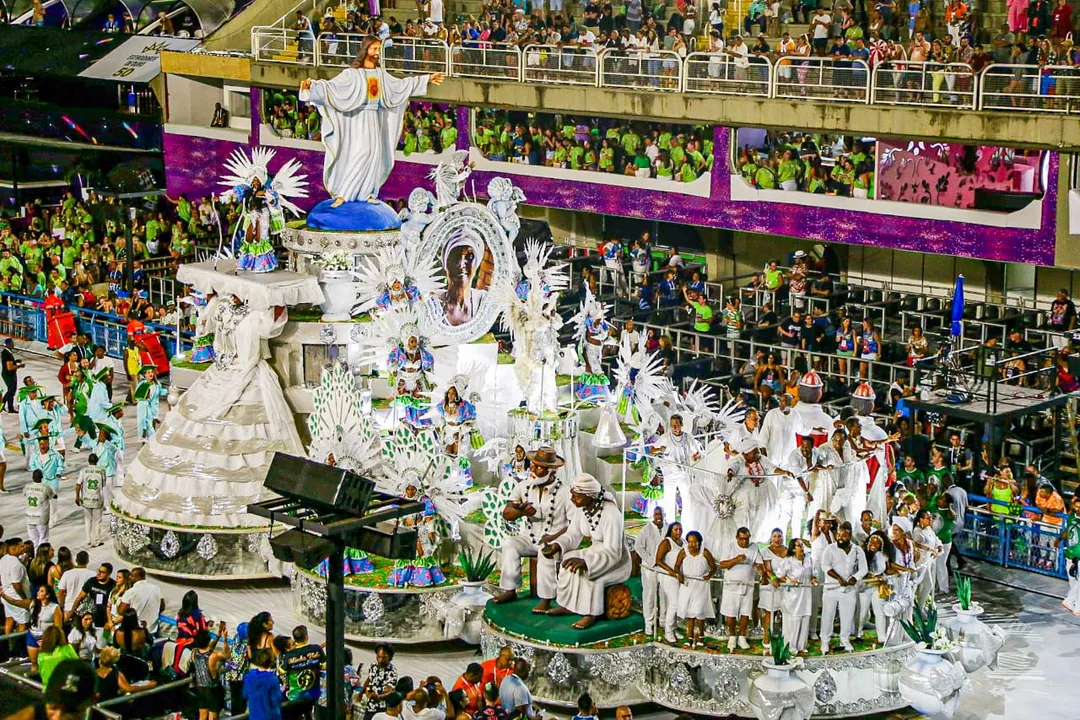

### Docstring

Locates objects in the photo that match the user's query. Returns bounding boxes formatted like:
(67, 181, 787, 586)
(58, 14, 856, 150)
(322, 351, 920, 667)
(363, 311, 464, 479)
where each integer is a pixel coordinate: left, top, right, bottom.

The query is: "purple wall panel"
(164, 123, 1058, 266)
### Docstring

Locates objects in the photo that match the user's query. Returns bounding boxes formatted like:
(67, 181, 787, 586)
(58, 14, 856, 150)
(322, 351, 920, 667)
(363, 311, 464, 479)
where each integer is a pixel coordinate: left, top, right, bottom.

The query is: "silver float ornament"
(814, 669, 838, 703)
(160, 530, 181, 559)
(546, 652, 572, 686)
(197, 533, 218, 561)
(669, 662, 695, 695)
(362, 592, 386, 623)
(713, 494, 736, 519)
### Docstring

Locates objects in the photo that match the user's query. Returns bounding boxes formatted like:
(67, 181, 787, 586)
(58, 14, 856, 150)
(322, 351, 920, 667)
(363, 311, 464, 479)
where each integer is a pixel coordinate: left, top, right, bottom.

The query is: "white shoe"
(665, 630, 677, 643)
(841, 642, 854, 653)
(737, 636, 750, 650)
(644, 625, 654, 637)
(821, 638, 831, 655)
(727, 636, 737, 652)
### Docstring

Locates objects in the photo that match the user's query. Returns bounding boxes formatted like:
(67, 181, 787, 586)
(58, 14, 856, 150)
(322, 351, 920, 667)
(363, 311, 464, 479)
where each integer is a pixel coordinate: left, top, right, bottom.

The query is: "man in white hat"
(544, 473, 632, 629)
(493, 447, 572, 614)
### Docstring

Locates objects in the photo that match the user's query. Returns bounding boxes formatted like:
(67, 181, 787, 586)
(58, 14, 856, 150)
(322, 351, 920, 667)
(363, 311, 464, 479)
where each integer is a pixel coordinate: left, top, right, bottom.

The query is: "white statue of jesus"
(299, 36, 444, 208)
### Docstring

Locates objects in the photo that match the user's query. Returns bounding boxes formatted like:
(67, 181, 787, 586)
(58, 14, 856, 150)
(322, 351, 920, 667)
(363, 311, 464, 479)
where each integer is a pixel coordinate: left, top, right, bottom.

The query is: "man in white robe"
(546, 473, 633, 629)
(655, 413, 703, 531)
(758, 394, 794, 467)
(299, 36, 444, 207)
(493, 448, 572, 614)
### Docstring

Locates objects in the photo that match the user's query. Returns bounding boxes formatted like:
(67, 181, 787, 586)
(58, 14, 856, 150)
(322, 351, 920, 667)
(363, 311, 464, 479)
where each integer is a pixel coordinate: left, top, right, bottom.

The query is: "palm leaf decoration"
(900, 598, 938, 645)
(955, 575, 972, 611)
(770, 635, 792, 666)
(458, 546, 497, 582)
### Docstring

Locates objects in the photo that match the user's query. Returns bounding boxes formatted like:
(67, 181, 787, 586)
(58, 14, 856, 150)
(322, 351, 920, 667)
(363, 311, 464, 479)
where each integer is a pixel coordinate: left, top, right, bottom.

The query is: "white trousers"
(641, 568, 667, 632)
(499, 535, 558, 599)
(661, 469, 694, 531)
(27, 522, 48, 550)
(1065, 567, 1080, 613)
(915, 563, 936, 608)
(820, 586, 857, 643)
(658, 574, 681, 635)
(777, 491, 806, 540)
(83, 508, 104, 546)
(49, 498, 58, 528)
(809, 583, 822, 637)
(857, 587, 887, 641)
(782, 613, 810, 653)
(934, 542, 952, 591)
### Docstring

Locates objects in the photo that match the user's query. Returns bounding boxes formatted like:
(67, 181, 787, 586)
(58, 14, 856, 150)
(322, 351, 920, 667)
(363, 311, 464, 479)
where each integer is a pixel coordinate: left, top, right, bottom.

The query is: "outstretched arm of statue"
(429, 73, 445, 85)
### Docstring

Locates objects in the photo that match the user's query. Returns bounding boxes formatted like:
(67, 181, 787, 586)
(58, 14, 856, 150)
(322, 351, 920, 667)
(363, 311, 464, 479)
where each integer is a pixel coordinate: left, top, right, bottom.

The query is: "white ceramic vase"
(452, 580, 492, 645)
(748, 661, 815, 720)
(944, 604, 1006, 674)
(898, 646, 968, 718)
(319, 269, 356, 321)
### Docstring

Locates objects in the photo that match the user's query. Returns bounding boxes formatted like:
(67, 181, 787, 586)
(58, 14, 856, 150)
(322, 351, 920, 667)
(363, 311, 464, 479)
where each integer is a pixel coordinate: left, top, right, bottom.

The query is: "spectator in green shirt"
(777, 149, 801, 190)
(417, 129, 434, 153)
(755, 160, 778, 189)
(599, 138, 616, 172)
(621, 129, 641, 157)
(677, 161, 697, 182)
(440, 124, 458, 151)
(569, 142, 585, 170)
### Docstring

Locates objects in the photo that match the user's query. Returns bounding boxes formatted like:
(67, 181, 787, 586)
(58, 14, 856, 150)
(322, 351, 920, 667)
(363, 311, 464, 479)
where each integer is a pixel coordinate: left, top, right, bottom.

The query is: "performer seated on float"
(543, 473, 633, 630)
(492, 447, 571, 614)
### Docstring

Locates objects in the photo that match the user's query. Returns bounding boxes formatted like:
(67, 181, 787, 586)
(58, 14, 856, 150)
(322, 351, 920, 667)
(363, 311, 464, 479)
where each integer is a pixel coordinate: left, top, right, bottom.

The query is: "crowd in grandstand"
(473, 112, 712, 180)
(736, 133, 875, 196)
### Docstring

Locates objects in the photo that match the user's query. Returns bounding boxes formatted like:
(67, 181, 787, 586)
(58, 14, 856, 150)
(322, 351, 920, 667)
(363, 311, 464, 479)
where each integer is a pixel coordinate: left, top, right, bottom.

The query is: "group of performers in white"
(16, 363, 162, 550)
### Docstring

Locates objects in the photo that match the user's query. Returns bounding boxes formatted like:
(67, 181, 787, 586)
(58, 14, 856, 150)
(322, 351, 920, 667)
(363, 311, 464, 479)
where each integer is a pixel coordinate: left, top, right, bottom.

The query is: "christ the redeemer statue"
(299, 36, 444, 208)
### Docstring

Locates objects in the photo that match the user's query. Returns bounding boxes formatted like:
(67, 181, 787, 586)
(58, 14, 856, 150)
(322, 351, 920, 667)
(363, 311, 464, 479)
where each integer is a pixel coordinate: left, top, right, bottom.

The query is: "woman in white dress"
(886, 520, 919, 642)
(675, 530, 717, 649)
(654, 522, 685, 644)
(777, 538, 816, 654)
(758, 528, 787, 650)
(858, 530, 891, 644)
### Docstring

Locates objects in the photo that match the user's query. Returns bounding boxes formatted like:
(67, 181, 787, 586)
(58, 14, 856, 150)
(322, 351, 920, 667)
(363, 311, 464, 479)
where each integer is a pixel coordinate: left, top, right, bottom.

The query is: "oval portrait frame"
(419, 202, 518, 346)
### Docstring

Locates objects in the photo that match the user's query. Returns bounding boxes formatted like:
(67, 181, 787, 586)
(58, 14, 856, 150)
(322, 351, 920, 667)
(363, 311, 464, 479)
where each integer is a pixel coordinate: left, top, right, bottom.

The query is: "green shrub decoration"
(956, 575, 972, 611)
(900, 599, 938, 645)
(459, 546, 497, 582)
(770, 635, 792, 666)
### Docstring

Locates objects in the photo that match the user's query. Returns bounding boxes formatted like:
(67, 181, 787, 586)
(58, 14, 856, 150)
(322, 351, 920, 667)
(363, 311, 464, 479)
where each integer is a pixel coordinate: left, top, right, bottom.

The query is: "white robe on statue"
(300, 67, 430, 202)
(555, 497, 633, 616)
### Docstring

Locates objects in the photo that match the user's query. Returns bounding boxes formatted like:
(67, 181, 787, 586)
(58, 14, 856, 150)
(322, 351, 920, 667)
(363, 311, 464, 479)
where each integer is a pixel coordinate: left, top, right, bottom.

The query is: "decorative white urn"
(748, 661, 815, 720)
(943, 604, 1006, 674)
(898, 646, 968, 718)
(319, 269, 356, 321)
(451, 580, 493, 645)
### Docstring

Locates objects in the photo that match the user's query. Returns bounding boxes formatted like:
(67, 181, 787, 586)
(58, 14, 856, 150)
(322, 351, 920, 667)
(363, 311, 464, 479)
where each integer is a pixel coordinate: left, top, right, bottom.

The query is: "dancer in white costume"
(675, 530, 717, 649)
(718, 526, 763, 651)
(819, 521, 867, 654)
(115, 295, 303, 528)
(858, 530, 891, 643)
(655, 414, 703, 530)
(781, 437, 818, 540)
(492, 448, 571, 612)
(654, 522, 685, 643)
(634, 507, 668, 637)
(814, 430, 850, 520)
(547, 474, 633, 629)
(849, 382, 897, 522)
(777, 538, 816, 654)
(758, 394, 794, 465)
(758, 528, 788, 649)
(727, 441, 786, 542)
(299, 36, 443, 206)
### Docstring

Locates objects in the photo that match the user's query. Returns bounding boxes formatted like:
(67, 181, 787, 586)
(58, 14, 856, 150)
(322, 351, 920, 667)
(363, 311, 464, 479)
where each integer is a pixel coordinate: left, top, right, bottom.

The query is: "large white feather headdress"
(218, 147, 309, 216)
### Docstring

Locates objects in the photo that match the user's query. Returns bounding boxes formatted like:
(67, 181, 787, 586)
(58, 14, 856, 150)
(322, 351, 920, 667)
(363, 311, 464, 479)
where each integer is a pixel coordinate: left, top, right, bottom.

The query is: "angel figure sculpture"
(397, 188, 437, 242)
(218, 147, 308, 273)
(430, 149, 473, 210)
(487, 176, 526, 244)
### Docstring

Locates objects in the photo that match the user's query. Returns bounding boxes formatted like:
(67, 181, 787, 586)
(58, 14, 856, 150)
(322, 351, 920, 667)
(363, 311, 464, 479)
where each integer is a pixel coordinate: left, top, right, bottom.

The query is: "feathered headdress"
(520, 238, 569, 292)
(568, 286, 611, 346)
(218, 147, 309, 216)
(352, 245, 445, 314)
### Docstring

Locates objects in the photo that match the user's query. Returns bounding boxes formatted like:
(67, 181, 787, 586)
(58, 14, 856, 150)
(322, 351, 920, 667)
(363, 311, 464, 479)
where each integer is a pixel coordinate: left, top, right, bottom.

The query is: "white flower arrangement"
(930, 628, 959, 653)
(316, 252, 353, 272)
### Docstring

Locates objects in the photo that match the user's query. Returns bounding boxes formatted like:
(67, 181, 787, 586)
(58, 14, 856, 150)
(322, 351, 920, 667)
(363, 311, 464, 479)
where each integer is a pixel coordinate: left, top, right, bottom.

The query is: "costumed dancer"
(187, 291, 216, 364)
(759, 393, 794, 466)
(75, 453, 107, 547)
(492, 447, 572, 613)
(634, 507, 668, 638)
(819, 521, 867, 654)
(17, 384, 44, 468)
(814, 429, 850, 522)
(134, 366, 163, 442)
(655, 413, 704, 531)
(37, 396, 67, 458)
(570, 288, 614, 403)
(218, 148, 308, 273)
(759, 528, 788, 650)
(352, 244, 443, 317)
(100, 404, 126, 489)
(728, 439, 787, 542)
(1058, 493, 1080, 615)
(428, 372, 483, 458)
(545, 473, 633, 630)
(886, 518, 919, 637)
(789, 370, 835, 448)
(777, 537, 817, 654)
(387, 321, 434, 427)
(612, 334, 670, 425)
(850, 382, 896, 521)
(911, 509, 943, 608)
(654, 522, 685, 643)
(858, 530, 891, 644)
(85, 369, 111, 422)
(28, 436, 64, 528)
(781, 437, 819, 541)
(675, 530, 717, 649)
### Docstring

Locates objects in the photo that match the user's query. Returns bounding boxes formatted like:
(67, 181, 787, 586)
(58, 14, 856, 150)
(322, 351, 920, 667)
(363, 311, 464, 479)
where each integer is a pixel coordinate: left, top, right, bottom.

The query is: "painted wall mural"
(162, 89, 1058, 266)
(877, 140, 1043, 209)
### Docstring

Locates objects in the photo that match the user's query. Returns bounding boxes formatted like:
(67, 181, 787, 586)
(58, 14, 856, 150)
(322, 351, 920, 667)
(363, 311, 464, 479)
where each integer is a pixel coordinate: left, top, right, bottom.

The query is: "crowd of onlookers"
(736, 132, 875, 197)
(473, 113, 712, 180)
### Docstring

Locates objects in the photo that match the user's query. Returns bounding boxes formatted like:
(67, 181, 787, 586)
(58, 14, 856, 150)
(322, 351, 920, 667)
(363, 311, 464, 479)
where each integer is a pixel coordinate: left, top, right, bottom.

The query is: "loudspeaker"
(973, 189, 1040, 212)
(348, 521, 418, 560)
(270, 529, 335, 570)
(264, 454, 376, 515)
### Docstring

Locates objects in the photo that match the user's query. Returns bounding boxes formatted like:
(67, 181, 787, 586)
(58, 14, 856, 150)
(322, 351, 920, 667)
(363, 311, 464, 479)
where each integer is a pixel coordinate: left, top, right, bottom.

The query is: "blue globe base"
(305, 198, 402, 232)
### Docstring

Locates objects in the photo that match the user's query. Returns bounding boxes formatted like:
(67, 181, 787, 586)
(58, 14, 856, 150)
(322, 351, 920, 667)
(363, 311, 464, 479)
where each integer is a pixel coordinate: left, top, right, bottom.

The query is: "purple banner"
(164, 122, 1057, 266)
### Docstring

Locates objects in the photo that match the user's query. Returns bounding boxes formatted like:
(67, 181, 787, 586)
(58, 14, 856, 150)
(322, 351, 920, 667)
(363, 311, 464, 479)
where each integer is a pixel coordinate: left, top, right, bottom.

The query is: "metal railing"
(960, 495, 1069, 580)
(978, 64, 1080, 114)
(684, 52, 771, 97)
(600, 50, 685, 92)
(522, 44, 600, 86)
(872, 61, 978, 110)
(450, 43, 522, 81)
(773, 56, 871, 103)
(247, 37, 1080, 116)
(251, 26, 313, 65)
